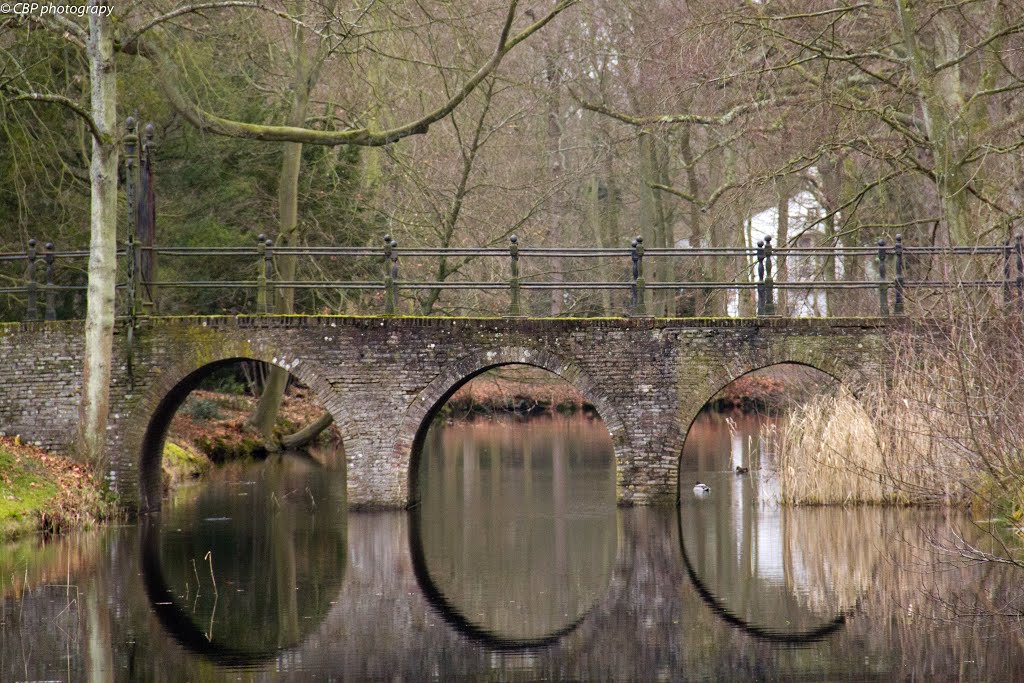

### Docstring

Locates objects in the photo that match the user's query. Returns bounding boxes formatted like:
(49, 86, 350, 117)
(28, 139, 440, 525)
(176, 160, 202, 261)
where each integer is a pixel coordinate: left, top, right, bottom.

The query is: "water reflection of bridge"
(141, 503, 954, 678)
(137, 446, 863, 675)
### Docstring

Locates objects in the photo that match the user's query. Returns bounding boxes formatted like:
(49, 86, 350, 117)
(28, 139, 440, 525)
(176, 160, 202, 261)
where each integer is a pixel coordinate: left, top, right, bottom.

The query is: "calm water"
(2, 413, 1023, 680)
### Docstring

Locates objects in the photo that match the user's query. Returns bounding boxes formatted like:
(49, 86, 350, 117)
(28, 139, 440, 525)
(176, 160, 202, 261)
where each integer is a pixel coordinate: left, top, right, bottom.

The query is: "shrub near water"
(767, 387, 980, 507)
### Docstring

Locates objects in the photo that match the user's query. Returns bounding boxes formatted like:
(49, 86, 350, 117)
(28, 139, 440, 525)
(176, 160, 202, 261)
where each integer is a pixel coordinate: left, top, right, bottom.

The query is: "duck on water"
(693, 482, 710, 496)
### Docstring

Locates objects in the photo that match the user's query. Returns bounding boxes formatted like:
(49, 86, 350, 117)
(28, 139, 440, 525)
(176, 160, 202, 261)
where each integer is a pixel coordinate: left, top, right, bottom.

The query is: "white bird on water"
(693, 481, 710, 496)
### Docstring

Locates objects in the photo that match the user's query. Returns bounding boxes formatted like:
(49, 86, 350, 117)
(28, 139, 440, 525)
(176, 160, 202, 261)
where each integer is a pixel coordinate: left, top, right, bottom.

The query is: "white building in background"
(730, 190, 849, 317)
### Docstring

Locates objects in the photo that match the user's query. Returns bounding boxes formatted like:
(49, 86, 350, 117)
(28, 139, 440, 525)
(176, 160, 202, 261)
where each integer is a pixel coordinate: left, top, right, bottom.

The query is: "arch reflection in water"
(143, 452, 347, 666)
(414, 417, 617, 649)
(679, 413, 863, 643)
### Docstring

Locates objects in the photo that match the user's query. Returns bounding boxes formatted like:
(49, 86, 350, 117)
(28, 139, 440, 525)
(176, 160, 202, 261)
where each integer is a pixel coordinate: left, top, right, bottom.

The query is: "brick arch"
(396, 346, 628, 505)
(677, 351, 870, 501)
(125, 335, 341, 512)
(714, 347, 867, 399)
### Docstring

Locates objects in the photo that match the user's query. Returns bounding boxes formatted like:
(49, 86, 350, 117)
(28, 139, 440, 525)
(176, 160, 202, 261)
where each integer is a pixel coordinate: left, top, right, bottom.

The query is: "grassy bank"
(0, 437, 110, 540)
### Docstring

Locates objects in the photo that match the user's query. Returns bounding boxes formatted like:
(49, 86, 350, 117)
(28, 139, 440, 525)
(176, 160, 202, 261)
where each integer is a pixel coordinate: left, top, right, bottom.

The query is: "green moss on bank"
(0, 446, 59, 539)
(0, 438, 110, 540)
(162, 440, 212, 491)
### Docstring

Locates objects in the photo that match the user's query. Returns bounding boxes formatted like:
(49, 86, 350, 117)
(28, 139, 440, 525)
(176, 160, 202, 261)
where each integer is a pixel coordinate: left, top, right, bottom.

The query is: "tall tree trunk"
(544, 43, 565, 315)
(776, 193, 789, 315)
(653, 136, 675, 316)
(703, 142, 733, 317)
(250, 5, 314, 443)
(249, 135, 305, 442)
(639, 133, 672, 314)
(585, 176, 612, 314)
(679, 128, 704, 316)
(820, 153, 843, 316)
(249, 135, 304, 442)
(738, 216, 755, 316)
(896, 0, 974, 245)
(601, 140, 620, 313)
(78, 2, 118, 471)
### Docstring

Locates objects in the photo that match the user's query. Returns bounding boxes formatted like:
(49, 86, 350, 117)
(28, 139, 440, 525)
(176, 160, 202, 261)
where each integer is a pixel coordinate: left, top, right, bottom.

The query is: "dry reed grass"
(767, 389, 888, 505)
(765, 301, 1023, 525)
(766, 385, 981, 507)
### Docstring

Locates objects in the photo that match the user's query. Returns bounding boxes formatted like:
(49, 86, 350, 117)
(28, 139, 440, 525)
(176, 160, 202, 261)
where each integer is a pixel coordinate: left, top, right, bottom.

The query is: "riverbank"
(439, 369, 596, 419)
(167, 388, 342, 462)
(438, 366, 818, 419)
(0, 436, 110, 540)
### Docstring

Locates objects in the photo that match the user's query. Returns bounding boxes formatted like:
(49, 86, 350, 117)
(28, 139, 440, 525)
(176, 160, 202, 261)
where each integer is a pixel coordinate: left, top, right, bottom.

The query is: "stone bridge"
(0, 316, 892, 510)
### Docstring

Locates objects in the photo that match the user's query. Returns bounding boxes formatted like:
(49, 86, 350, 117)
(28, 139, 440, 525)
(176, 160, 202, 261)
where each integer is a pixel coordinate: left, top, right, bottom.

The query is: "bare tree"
(1, 0, 578, 467)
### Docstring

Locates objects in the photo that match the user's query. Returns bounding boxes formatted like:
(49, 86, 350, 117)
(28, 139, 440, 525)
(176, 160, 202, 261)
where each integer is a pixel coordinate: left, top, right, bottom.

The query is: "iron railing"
(1, 232, 1022, 322)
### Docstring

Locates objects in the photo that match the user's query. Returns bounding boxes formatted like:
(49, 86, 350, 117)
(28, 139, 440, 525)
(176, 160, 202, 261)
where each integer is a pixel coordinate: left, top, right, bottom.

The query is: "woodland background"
(3, 0, 1024, 320)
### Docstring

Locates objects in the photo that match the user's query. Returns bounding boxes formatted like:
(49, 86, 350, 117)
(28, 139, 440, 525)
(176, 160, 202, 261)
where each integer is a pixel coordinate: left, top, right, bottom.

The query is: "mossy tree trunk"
(250, 0, 325, 444)
(78, 2, 119, 472)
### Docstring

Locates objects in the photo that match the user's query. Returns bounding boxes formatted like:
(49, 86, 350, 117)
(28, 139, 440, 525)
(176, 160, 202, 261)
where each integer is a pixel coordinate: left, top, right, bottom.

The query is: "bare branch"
(934, 18, 1024, 72)
(123, 0, 341, 47)
(144, 0, 578, 146)
(19, 11, 88, 47)
(0, 86, 102, 142)
(574, 91, 802, 128)
(758, 3, 872, 22)
(126, 1, 266, 44)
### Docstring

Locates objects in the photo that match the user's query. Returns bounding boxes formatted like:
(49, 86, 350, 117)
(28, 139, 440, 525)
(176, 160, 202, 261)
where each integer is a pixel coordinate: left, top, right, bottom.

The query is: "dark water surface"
(2, 414, 1023, 680)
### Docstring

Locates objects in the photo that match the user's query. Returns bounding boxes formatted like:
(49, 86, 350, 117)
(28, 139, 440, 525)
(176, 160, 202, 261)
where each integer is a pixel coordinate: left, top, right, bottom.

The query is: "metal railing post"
(26, 239, 38, 321)
(508, 235, 521, 317)
(383, 235, 394, 314)
(390, 240, 399, 313)
(630, 238, 639, 314)
(756, 240, 765, 316)
(877, 239, 889, 316)
(383, 235, 398, 315)
(263, 237, 275, 313)
(44, 242, 56, 321)
(256, 234, 268, 313)
(140, 122, 158, 313)
(764, 236, 776, 315)
(125, 234, 137, 321)
(125, 116, 138, 242)
(893, 234, 905, 315)
(1016, 232, 1023, 305)
(634, 236, 647, 317)
(1004, 237, 1012, 305)
(124, 117, 139, 322)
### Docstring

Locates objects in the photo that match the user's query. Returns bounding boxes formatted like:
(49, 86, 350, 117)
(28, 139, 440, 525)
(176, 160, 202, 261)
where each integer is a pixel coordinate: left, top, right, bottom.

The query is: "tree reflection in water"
(143, 451, 347, 666)
(414, 416, 618, 648)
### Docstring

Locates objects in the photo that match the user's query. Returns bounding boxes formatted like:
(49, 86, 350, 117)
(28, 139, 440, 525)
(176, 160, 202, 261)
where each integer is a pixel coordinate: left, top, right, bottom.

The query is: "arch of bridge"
(126, 332, 340, 511)
(675, 340, 871, 498)
(396, 345, 629, 503)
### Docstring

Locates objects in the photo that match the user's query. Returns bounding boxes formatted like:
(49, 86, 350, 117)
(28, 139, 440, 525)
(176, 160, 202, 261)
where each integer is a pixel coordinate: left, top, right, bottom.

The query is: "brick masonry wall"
(0, 316, 890, 510)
